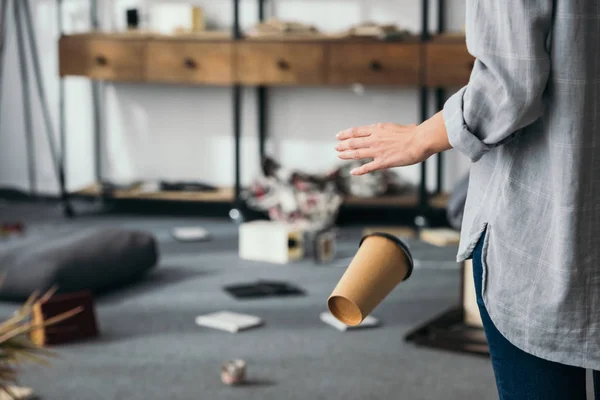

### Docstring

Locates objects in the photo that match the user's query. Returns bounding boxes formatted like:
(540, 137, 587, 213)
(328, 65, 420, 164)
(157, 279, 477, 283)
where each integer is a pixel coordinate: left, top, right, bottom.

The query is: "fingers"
(335, 137, 370, 152)
(350, 160, 382, 176)
(336, 126, 373, 140)
(338, 148, 376, 160)
(336, 122, 396, 140)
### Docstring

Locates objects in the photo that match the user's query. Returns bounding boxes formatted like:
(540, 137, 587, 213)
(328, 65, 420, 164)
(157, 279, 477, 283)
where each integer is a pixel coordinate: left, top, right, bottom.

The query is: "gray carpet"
(0, 201, 498, 400)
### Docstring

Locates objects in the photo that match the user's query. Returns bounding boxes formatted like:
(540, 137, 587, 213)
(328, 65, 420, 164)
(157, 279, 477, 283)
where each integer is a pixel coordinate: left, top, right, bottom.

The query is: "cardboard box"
(239, 221, 304, 264)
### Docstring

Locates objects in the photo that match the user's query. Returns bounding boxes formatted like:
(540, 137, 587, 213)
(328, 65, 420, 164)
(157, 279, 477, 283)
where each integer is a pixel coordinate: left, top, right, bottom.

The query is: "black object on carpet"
(224, 280, 305, 299)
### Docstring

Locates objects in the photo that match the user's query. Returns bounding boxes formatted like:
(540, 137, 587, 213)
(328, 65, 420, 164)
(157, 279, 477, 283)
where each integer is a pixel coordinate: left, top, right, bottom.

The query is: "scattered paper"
(172, 227, 210, 242)
(195, 311, 263, 333)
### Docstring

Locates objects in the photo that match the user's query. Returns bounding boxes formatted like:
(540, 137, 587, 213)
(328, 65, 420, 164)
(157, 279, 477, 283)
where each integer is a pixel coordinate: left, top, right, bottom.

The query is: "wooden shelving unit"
(57, 0, 471, 223)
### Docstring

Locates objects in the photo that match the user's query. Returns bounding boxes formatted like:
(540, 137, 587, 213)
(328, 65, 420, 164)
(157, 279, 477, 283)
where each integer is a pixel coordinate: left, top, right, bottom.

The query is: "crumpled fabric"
(242, 158, 342, 230)
(242, 157, 414, 230)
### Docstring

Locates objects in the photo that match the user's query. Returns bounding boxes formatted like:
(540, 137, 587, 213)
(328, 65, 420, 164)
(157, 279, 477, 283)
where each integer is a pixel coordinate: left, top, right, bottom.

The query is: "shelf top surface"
(61, 30, 429, 44)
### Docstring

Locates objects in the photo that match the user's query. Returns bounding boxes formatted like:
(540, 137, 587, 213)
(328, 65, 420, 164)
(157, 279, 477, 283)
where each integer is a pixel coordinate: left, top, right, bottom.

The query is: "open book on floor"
(320, 312, 379, 332)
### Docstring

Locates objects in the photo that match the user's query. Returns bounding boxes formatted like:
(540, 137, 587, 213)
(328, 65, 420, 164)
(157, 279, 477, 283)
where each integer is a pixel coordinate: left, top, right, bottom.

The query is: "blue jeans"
(472, 233, 600, 399)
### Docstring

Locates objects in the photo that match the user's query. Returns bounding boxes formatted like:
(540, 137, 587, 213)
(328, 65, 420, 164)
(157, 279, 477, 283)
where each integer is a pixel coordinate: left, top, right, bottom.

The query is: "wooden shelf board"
(430, 33, 467, 43)
(344, 192, 448, 208)
(344, 192, 418, 207)
(62, 31, 153, 40)
(242, 34, 422, 43)
(62, 31, 422, 44)
(150, 32, 234, 41)
(74, 183, 234, 203)
(73, 183, 448, 209)
(63, 30, 233, 41)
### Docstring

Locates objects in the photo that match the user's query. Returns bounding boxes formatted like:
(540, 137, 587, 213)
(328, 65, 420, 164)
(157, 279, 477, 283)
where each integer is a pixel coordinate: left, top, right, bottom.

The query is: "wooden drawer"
(236, 42, 325, 85)
(59, 35, 145, 81)
(146, 41, 234, 85)
(426, 43, 475, 87)
(326, 42, 421, 86)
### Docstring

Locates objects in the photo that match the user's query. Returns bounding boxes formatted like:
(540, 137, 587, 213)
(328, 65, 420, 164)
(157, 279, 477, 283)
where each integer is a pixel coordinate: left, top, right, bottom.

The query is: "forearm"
(445, 0, 554, 162)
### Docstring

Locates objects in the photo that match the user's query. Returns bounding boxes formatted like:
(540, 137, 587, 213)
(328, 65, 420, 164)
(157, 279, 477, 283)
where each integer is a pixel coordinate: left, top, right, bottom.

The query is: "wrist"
(415, 111, 452, 159)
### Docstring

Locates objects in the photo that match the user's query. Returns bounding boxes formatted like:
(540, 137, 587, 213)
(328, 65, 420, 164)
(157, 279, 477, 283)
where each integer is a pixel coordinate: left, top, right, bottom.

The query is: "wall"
(0, 0, 470, 196)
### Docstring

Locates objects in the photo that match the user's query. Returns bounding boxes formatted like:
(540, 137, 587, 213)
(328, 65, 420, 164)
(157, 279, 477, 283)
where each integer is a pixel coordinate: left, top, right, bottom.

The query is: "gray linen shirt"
(444, 0, 600, 368)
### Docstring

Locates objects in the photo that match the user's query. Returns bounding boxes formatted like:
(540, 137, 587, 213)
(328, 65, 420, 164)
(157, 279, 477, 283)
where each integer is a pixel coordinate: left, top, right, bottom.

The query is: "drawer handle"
(277, 59, 290, 70)
(95, 55, 108, 66)
(370, 60, 383, 71)
(184, 58, 198, 69)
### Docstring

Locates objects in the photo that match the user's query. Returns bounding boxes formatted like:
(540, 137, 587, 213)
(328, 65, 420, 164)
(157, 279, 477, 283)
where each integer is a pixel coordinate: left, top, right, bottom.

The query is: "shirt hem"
(477, 228, 596, 370)
(484, 299, 598, 370)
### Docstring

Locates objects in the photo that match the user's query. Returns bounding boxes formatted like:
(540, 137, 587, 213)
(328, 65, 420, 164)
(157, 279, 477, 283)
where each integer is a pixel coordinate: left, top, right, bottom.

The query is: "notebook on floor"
(195, 311, 263, 333)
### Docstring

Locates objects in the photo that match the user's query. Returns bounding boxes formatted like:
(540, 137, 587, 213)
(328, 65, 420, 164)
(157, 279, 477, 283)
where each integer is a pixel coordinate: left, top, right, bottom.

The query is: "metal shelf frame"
(56, 0, 449, 222)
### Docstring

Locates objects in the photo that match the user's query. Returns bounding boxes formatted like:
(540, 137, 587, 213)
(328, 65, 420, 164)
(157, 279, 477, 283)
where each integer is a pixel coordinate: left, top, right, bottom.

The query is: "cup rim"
(359, 232, 414, 281)
(328, 295, 364, 326)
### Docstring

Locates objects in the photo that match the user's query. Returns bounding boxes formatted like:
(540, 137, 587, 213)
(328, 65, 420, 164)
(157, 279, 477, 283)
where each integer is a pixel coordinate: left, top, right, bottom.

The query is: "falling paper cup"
(327, 233, 414, 326)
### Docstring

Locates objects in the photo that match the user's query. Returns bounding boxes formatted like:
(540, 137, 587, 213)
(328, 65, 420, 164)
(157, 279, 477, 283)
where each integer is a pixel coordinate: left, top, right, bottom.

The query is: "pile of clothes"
(241, 157, 413, 229)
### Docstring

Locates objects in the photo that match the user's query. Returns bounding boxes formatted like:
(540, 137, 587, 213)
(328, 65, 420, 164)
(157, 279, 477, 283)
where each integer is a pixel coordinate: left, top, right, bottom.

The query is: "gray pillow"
(0, 228, 158, 301)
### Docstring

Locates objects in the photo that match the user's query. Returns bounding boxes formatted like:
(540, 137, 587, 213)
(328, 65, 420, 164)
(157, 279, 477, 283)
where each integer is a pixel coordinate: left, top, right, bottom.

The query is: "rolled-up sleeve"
(444, 0, 554, 162)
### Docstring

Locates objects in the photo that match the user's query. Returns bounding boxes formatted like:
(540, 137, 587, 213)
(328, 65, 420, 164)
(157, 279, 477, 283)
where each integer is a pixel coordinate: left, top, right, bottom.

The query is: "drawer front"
(327, 43, 421, 86)
(426, 43, 475, 87)
(59, 36, 145, 81)
(236, 43, 325, 85)
(146, 41, 234, 85)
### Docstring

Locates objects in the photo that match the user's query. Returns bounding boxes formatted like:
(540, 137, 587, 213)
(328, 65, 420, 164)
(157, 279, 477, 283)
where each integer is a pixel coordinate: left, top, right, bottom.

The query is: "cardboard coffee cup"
(327, 233, 414, 326)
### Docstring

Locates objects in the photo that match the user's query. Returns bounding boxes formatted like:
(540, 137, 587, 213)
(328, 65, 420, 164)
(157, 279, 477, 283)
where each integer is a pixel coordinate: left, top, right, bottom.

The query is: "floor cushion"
(0, 228, 159, 301)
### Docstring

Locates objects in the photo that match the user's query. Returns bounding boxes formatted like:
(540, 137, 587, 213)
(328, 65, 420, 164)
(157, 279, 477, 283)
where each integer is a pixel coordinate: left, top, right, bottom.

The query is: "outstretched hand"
(335, 111, 452, 176)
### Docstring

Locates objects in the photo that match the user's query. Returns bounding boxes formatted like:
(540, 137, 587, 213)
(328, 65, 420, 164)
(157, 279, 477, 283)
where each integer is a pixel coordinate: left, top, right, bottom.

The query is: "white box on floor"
(239, 221, 303, 264)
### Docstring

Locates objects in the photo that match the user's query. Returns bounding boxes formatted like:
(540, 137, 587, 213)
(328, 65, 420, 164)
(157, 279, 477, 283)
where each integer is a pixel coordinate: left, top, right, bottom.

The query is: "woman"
(336, 1, 600, 398)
